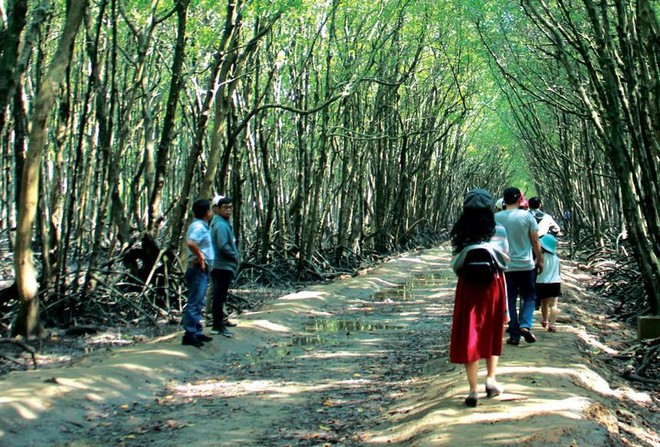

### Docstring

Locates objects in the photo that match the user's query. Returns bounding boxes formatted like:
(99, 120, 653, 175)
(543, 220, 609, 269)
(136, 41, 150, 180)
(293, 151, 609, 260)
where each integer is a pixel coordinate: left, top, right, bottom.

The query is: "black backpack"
(531, 209, 545, 225)
(461, 247, 498, 284)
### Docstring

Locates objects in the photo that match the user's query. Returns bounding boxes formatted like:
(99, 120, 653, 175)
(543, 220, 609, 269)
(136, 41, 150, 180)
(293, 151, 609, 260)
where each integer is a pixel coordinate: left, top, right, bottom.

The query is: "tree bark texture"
(147, 0, 190, 234)
(0, 0, 28, 135)
(1, 0, 655, 332)
(519, 0, 660, 314)
(13, 0, 87, 337)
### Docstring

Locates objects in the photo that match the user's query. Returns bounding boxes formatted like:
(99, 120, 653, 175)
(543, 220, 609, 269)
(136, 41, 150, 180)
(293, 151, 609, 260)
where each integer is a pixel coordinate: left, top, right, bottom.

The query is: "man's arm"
(187, 240, 207, 270)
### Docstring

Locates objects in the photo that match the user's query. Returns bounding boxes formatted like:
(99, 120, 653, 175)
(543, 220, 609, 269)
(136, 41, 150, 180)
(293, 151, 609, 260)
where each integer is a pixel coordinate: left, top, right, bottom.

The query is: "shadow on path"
(0, 247, 657, 446)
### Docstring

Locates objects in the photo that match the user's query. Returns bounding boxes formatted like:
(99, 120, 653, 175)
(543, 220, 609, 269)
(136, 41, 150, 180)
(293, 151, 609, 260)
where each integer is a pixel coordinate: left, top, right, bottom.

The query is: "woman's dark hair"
(450, 208, 496, 252)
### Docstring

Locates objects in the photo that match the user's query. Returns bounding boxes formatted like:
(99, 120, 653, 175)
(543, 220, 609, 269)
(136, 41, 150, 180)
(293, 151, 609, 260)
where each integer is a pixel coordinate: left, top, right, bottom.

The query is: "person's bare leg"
(548, 297, 559, 329)
(486, 355, 499, 380)
(465, 361, 479, 392)
(485, 356, 503, 396)
(541, 298, 549, 326)
(464, 361, 480, 406)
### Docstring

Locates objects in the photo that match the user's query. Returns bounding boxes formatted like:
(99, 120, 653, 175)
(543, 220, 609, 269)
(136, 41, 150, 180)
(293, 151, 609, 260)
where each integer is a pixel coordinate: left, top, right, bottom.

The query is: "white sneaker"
(485, 378, 503, 397)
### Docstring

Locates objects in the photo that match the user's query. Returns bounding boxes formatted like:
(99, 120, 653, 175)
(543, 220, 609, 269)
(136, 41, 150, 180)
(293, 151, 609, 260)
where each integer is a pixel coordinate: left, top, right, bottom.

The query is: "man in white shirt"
(528, 197, 562, 237)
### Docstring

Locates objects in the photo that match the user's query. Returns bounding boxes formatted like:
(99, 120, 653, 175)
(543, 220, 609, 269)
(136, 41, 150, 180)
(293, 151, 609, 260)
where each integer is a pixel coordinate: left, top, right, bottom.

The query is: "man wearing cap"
(495, 187, 544, 345)
(210, 195, 240, 337)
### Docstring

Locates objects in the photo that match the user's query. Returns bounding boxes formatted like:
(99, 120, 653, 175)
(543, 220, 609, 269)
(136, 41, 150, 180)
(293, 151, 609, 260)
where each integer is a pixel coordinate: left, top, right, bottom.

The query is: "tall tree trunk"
(81, 0, 117, 301)
(117, 0, 161, 238)
(520, 0, 660, 314)
(0, 0, 28, 136)
(13, 1, 87, 338)
(301, 1, 337, 264)
(167, 0, 240, 252)
(11, 75, 29, 252)
(147, 0, 190, 234)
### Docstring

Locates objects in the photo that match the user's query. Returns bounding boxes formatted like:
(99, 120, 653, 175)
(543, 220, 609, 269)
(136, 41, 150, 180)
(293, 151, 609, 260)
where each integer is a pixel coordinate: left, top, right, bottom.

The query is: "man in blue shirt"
(495, 187, 544, 346)
(182, 199, 214, 347)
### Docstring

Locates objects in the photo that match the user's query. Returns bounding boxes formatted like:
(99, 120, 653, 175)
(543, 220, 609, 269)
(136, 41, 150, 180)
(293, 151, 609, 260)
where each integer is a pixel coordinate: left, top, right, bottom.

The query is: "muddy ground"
(0, 246, 658, 446)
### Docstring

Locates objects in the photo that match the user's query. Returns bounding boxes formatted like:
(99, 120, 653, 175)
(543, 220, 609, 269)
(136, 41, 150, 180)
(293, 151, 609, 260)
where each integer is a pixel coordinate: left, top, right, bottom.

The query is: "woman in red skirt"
(449, 189, 510, 407)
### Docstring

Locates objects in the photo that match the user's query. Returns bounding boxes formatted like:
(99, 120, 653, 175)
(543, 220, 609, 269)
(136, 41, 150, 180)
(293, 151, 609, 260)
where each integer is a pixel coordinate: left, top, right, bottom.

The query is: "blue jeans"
(183, 265, 209, 337)
(505, 269, 537, 340)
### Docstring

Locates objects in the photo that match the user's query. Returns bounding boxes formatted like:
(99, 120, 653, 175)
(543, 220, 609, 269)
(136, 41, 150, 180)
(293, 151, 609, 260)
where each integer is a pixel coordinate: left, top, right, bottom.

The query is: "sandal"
(541, 319, 548, 328)
(548, 325, 557, 332)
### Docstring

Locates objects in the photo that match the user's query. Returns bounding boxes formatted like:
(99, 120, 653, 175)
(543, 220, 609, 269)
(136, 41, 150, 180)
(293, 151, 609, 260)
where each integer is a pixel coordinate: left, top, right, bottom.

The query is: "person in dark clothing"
(210, 195, 240, 338)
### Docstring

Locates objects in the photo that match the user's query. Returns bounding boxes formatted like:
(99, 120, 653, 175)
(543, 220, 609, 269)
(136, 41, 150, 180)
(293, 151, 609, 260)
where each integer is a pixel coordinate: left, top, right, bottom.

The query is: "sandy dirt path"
(0, 246, 657, 446)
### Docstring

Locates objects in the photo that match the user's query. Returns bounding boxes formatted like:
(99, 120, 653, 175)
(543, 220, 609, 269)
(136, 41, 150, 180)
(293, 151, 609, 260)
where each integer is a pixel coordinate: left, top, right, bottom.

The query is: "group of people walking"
(179, 186, 562, 405)
(449, 187, 563, 407)
(182, 196, 240, 347)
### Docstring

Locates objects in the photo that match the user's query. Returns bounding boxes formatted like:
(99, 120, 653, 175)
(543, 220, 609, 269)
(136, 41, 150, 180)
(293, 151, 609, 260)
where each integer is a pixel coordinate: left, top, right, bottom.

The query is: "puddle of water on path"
(249, 335, 333, 361)
(255, 272, 448, 361)
(373, 280, 423, 301)
(372, 272, 453, 302)
(410, 272, 454, 286)
(289, 334, 325, 346)
(304, 319, 404, 333)
(373, 287, 415, 302)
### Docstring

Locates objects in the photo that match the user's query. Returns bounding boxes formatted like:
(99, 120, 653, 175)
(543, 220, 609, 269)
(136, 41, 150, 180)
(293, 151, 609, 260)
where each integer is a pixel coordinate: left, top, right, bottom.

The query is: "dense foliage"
(0, 0, 657, 335)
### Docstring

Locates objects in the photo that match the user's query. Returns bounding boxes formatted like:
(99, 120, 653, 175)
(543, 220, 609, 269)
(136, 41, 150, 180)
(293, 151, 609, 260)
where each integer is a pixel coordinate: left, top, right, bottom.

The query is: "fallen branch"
(1, 353, 26, 368)
(622, 370, 660, 385)
(635, 345, 659, 377)
(64, 325, 101, 336)
(642, 337, 660, 347)
(0, 338, 37, 369)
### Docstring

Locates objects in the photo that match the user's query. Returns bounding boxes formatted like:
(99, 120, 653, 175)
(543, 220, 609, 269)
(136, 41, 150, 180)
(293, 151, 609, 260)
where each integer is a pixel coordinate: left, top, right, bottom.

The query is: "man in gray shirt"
(495, 187, 544, 345)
